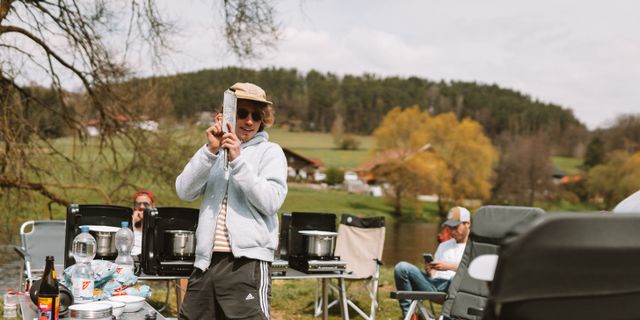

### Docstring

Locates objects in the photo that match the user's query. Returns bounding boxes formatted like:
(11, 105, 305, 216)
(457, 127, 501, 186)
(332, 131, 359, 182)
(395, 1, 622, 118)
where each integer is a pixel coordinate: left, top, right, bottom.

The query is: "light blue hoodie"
(175, 131, 288, 270)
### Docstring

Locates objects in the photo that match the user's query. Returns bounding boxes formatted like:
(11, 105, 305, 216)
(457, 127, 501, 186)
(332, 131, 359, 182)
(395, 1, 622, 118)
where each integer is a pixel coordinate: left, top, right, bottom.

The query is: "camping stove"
(286, 212, 346, 273)
(141, 207, 199, 276)
(288, 254, 347, 273)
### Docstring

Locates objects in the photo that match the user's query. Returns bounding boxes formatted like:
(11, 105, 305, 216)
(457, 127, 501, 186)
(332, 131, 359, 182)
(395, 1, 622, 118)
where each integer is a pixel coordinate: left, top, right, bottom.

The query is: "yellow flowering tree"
(372, 106, 497, 219)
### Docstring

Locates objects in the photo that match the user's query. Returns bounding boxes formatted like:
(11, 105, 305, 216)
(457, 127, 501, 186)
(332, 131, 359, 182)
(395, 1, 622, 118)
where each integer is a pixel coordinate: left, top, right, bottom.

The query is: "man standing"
(394, 206, 472, 318)
(176, 82, 288, 319)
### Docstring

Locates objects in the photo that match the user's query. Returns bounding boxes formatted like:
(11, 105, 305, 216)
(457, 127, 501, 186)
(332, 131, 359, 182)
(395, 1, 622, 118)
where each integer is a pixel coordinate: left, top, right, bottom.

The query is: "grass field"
(269, 128, 375, 169)
(551, 156, 583, 176)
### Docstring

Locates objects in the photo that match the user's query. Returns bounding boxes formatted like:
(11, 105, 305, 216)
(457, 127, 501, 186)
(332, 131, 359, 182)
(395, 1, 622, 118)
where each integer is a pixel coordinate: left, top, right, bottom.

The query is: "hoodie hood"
(242, 131, 269, 148)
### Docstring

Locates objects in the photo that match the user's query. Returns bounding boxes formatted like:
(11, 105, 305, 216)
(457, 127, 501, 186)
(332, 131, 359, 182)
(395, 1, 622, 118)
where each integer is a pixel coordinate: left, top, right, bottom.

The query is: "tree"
(492, 134, 555, 205)
(587, 151, 640, 209)
(0, 1, 280, 225)
(602, 114, 640, 153)
(583, 135, 605, 169)
(331, 114, 361, 150)
(372, 106, 497, 219)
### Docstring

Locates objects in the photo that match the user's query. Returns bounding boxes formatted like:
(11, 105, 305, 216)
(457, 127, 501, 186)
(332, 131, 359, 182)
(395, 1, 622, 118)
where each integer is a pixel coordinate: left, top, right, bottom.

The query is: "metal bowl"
(68, 302, 112, 319)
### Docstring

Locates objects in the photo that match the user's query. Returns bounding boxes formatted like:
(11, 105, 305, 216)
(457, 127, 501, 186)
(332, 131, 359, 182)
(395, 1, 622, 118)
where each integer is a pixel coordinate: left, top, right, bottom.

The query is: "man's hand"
(221, 122, 241, 161)
(429, 260, 458, 272)
(206, 113, 224, 154)
(132, 209, 144, 232)
(424, 262, 436, 277)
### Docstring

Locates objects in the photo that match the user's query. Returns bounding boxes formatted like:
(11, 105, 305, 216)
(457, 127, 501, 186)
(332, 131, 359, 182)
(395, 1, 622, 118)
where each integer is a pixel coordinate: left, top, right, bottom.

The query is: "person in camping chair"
(394, 206, 472, 318)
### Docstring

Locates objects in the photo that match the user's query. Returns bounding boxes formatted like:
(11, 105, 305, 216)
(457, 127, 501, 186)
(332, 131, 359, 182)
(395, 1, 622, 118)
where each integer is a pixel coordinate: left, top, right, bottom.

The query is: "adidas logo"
(245, 293, 255, 300)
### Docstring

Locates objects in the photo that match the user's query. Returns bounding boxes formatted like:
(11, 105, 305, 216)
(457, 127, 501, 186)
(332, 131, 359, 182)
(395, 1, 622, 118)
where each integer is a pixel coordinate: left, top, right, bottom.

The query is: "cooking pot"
(85, 225, 119, 257)
(30, 280, 73, 317)
(68, 302, 112, 320)
(164, 230, 196, 257)
(299, 230, 338, 257)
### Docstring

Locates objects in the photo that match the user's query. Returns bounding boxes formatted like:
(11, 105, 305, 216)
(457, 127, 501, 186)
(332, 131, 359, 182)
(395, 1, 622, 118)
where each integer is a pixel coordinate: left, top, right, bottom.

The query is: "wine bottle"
(37, 256, 59, 320)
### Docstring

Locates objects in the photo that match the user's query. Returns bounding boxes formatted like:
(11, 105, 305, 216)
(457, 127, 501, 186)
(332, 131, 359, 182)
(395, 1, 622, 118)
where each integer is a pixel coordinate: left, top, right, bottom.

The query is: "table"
(138, 274, 187, 313)
(18, 294, 166, 320)
(272, 268, 349, 320)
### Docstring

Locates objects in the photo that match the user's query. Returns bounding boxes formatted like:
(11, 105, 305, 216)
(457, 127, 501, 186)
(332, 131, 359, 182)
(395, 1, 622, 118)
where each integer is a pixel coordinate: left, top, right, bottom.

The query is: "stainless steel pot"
(85, 225, 118, 257)
(299, 230, 338, 257)
(164, 230, 195, 257)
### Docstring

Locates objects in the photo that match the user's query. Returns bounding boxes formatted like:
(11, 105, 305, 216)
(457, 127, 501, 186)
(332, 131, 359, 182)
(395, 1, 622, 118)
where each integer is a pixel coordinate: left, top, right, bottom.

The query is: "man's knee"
(394, 261, 413, 275)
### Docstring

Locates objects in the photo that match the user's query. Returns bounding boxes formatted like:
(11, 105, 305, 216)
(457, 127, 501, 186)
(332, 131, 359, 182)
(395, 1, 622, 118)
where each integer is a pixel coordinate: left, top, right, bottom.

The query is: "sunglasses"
(134, 201, 151, 208)
(237, 108, 263, 122)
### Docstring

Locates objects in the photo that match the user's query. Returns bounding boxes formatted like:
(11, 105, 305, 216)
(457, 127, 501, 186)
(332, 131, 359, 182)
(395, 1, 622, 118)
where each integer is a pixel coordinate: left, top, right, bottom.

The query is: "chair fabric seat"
(15, 220, 66, 291)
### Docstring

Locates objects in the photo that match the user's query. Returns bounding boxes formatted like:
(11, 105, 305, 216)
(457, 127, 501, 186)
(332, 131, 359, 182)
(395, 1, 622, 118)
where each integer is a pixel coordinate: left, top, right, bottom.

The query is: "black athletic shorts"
(179, 253, 272, 320)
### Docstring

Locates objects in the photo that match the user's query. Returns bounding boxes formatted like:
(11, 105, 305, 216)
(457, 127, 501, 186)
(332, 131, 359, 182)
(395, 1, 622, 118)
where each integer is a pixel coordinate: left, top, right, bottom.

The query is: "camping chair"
(315, 214, 386, 320)
(390, 205, 545, 320)
(481, 212, 640, 320)
(14, 220, 66, 291)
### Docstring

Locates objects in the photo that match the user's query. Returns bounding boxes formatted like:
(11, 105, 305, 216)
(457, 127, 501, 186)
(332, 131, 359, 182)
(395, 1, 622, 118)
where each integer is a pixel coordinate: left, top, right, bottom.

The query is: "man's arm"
(429, 261, 458, 272)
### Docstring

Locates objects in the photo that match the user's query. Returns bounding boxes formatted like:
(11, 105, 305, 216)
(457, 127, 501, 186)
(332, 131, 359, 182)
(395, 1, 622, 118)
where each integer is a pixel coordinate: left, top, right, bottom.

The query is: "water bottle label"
(3, 304, 17, 318)
(116, 265, 134, 274)
(73, 277, 94, 300)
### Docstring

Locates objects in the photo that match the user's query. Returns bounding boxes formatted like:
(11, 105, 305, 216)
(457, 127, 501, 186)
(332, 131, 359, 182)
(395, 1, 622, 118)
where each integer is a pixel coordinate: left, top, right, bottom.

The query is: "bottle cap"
(80, 225, 90, 233)
(121, 221, 129, 228)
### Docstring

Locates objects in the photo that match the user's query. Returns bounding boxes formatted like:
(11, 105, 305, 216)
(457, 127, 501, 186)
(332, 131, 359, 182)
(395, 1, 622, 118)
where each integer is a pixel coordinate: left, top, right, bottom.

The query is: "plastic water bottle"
(3, 288, 18, 319)
(115, 221, 135, 273)
(72, 226, 95, 302)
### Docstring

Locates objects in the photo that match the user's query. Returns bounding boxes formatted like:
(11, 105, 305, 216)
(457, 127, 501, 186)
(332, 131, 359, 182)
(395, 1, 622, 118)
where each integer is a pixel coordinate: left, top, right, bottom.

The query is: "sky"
(142, 0, 640, 130)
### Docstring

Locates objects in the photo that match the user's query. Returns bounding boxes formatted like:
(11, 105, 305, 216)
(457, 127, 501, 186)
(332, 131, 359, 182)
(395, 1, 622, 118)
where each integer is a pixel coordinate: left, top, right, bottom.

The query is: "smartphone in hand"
(422, 253, 434, 263)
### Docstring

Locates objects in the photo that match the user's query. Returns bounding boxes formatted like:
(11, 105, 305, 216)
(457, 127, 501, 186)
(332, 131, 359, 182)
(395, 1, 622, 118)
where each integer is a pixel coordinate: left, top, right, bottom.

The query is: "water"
(72, 226, 96, 264)
(72, 226, 95, 302)
(115, 221, 134, 272)
(382, 222, 439, 266)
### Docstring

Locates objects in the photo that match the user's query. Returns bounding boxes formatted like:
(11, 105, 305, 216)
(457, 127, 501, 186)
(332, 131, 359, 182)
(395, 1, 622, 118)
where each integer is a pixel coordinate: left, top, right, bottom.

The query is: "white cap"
(442, 206, 471, 227)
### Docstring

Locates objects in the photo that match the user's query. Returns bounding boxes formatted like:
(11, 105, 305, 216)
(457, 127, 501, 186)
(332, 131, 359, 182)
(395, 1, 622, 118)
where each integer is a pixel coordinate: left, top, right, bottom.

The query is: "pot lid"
(298, 230, 338, 236)
(82, 225, 120, 233)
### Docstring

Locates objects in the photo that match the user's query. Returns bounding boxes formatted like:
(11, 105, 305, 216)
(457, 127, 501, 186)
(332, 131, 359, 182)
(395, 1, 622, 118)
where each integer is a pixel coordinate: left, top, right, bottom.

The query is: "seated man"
(393, 206, 472, 318)
(131, 189, 155, 256)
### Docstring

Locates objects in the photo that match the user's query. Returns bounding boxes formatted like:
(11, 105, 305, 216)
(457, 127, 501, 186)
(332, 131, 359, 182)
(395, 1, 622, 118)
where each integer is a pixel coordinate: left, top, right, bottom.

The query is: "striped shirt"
(213, 196, 231, 252)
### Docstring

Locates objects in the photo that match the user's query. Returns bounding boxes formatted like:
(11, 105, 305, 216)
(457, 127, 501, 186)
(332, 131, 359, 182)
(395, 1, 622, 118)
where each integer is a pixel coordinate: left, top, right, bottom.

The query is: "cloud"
(144, 0, 640, 129)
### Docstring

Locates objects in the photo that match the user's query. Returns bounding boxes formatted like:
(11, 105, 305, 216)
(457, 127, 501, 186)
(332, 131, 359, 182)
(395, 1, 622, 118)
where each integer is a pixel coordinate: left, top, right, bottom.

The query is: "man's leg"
(214, 255, 271, 320)
(178, 267, 216, 319)
(394, 261, 442, 317)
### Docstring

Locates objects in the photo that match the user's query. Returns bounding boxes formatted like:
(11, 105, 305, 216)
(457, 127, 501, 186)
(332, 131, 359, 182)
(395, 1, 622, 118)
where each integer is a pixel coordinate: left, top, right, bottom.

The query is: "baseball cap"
(229, 82, 272, 105)
(442, 206, 471, 227)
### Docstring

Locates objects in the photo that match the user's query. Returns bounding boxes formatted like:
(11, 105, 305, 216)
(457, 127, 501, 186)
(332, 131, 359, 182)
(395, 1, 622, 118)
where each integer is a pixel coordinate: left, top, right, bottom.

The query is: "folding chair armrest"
(467, 306, 484, 316)
(14, 246, 27, 259)
(390, 291, 447, 304)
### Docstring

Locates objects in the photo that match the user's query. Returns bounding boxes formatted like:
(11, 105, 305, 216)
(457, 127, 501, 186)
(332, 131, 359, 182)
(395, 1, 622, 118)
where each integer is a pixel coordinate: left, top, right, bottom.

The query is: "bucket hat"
(229, 82, 272, 105)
